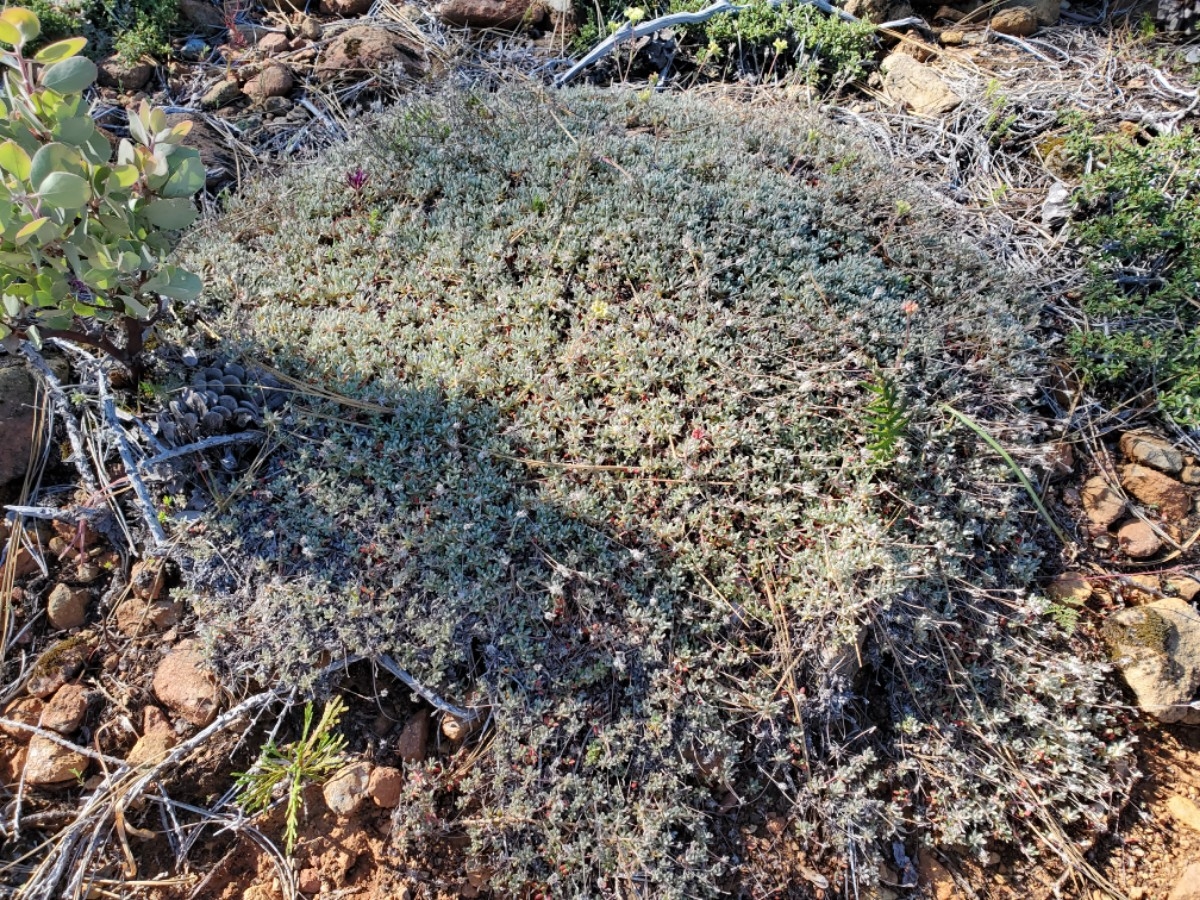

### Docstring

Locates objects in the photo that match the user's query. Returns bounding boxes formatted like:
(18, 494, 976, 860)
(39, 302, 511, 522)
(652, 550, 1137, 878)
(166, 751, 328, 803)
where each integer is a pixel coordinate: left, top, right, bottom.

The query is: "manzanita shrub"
(0, 5, 204, 364)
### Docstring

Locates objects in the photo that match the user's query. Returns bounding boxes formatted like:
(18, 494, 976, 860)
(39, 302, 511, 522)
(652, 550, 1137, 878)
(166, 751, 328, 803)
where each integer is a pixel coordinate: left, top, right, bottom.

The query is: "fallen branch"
(376, 654, 483, 722)
(16, 342, 99, 495)
(97, 368, 168, 547)
(140, 431, 267, 469)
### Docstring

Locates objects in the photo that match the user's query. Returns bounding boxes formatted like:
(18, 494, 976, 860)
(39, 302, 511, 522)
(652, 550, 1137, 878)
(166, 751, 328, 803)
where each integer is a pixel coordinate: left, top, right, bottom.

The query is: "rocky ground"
(2, 0, 1200, 897)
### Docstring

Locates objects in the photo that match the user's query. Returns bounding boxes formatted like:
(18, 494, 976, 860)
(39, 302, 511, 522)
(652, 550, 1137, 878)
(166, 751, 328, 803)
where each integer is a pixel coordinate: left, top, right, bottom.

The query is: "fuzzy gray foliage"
(174, 87, 1131, 896)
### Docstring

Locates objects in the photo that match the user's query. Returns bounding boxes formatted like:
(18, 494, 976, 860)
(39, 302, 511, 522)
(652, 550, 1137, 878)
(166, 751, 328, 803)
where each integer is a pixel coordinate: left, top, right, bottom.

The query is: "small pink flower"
(345, 167, 369, 193)
(901, 300, 920, 316)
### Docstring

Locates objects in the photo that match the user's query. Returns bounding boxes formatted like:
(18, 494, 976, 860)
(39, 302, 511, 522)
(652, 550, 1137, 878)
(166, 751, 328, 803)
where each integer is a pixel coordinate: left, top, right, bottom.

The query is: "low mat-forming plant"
(1063, 119, 1200, 425)
(176, 87, 1132, 897)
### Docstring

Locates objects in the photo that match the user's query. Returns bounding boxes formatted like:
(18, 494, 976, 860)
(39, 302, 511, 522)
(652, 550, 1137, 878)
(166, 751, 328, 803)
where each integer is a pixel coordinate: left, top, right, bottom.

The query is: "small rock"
(1171, 863, 1200, 900)
(130, 558, 167, 601)
(438, 0, 543, 26)
(126, 706, 178, 766)
(323, 761, 371, 817)
(97, 55, 156, 92)
(396, 709, 429, 763)
(1125, 574, 1162, 602)
(1169, 795, 1200, 834)
(442, 712, 482, 741)
(1047, 572, 1091, 605)
(153, 640, 220, 727)
(24, 735, 89, 785)
(115, 596, 183, 636)
(1, 697, 43, 739)
(256, 32, 291, 55)
(1118, 520, 1163, 559)
(179, 0, 225, 28)
(202, 79, 243, 110)
(262, 95, 293, 116)
(299, 17, 323, 39)
(1169, 576, 1200, 602)
(315, 25, 428, 83)
(367, 765, 402, 807)
(1129, 887, 1147, 900)
(27, 634, 95, 699)
(1081, 476, 1126, 528)
(1042, 182, 1072, 226)
(39, 684, 88, 735)
(933, 4, 964, 20)
(1120, 464, 1193, 522)
(990, 6, 1037, 34)
(0, 364, 38, 489)
(1183, 465, 1200, 485)
(1004, 0, 1059, 24)
(918, 852, 958, 900)
(939, 29, 965, 44)
(880, 52, 961, 116)
(320, 0, 373, 12)
(74, 562, 103, 583)
(298, 868, 322, 894)
(47, 584, 88, 630)
(1, 744, 27, 788)
(245, 63, 294, 100)
(1121, 431, 1184, 474)
(1107, 598, 1200, 724)
(178, 37, 210, 61)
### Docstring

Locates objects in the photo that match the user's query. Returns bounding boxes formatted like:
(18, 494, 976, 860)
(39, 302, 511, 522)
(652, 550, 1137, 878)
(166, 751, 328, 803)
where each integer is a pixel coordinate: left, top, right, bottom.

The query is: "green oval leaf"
(145, 265, 202, 300)
(33, 37, 87, 64)
(160, 150, 205, 199)
(15, 216, 49, 243)
(0, 8, 39, 45)
(53, 113, 95, 145)
(39, 55, 97, 95)
(38, 171, 90, 208)
(0, 139, 31, 180)
(142, 198, 197, 231)
(29, 141, 85, 188)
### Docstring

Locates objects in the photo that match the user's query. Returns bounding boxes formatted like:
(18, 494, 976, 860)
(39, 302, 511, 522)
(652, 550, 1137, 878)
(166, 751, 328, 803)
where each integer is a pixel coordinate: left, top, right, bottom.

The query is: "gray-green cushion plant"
(176, 87, 1131, 896)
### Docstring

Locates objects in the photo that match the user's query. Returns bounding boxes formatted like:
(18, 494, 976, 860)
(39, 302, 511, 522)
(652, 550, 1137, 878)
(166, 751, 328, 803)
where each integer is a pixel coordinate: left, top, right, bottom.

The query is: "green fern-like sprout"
(864, 373, 909, 466)
(234, 696, 348, 854)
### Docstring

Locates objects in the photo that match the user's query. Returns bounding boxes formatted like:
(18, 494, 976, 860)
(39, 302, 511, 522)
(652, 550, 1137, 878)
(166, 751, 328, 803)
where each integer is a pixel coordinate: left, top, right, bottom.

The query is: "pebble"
(396, 709, 429, 763)
(323, 761, 371, 817)
(990, 6, 1037, 35)
(298, 869, 321, 894)
(1121, 464, 1193, 522)
(24, 735, 89, 785)
(1082, 476, 1126, 528)
(126, 706, 178, 766)
(47, 583, 88, 630)
(367, 765, 402, 808)
(1121, 431, 1183, 475)
(153, 640, 221, 727)
(1117, 520, 1163, 559)
(1, 697, 44, 738)
(39, 684, 88, 735)
(1048, 572, 1091, 605)
(130, 559, 167, 601)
